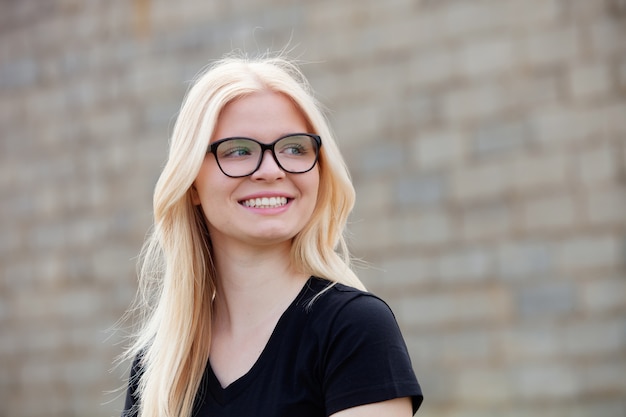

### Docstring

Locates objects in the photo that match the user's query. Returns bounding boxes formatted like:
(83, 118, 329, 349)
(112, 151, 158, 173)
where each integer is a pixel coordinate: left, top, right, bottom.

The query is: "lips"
(240, 196, 289, 208)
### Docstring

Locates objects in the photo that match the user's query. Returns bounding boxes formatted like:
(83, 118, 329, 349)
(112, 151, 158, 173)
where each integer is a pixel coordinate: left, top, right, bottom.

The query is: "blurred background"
(1, 0, 625, 416)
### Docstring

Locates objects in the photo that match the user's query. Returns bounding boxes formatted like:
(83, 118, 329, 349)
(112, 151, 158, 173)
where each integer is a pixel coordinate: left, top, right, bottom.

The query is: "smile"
(240, 196, 289, 208)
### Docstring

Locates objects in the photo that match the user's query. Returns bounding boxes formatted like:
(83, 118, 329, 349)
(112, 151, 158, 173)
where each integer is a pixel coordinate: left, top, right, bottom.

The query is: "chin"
(248, 229, 299, 246)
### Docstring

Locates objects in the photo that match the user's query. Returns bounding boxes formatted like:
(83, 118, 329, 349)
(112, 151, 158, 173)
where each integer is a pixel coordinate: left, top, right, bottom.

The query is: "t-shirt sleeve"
(322, 294, 423, 415)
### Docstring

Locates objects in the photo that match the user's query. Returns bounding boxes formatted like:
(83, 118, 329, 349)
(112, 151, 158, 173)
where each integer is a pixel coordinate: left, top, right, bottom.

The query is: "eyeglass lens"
(213, 134, 320, 177)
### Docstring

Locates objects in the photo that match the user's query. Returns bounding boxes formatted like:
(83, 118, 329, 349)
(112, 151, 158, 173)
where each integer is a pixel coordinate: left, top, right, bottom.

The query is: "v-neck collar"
(204, 276, 317, 405)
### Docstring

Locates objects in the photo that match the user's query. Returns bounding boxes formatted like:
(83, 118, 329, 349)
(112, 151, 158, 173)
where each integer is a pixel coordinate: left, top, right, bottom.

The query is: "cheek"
(193, 163, 225, 209)
(303, 170, 321, 209)
(300, 166, 320, 195)
(312, 167, 321, 195)
(313, 177, 321, 201)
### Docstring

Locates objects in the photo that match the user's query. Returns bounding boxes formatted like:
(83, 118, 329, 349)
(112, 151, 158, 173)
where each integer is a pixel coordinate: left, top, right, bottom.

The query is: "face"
(193, 90, 320, 251)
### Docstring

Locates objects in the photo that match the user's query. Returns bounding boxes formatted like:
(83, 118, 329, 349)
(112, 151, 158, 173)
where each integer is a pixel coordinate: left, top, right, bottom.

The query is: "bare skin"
(193, 91, 412, 417)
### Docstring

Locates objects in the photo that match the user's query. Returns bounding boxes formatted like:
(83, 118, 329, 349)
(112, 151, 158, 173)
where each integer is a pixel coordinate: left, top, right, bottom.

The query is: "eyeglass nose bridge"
(253, 142, 287, 174)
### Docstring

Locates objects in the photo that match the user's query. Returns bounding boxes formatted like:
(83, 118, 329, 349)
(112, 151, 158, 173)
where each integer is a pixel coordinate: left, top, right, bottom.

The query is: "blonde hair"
(121, 54, 365, 417)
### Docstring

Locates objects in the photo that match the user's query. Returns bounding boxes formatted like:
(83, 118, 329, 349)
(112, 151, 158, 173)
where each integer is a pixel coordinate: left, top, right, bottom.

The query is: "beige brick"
(455, 368, 512, 404)
(390, 210, 451, 247)
(563, 318, 626, 357)
(409, 47, 458, 87)
(508, 0, 561, 25)
(412, 129, 467, 171)
(590, 17, 626, 57)
(451, 160, 509, 202)
(403, 331, 441, 362)
(618, 57, 626, 90)
(507, 72, 561, 109)
(522, 194, 577, 232)
(353, 177, 391, 215)
(585, 186, 626, 225)
(179, 1, 224, 25)
(606, 102, 626, 135)
(349, 141, 405, 178)
(511, 153, 569, 193)
(513, 364, 581, 400)
(87, 108, 135, 141)
(582, 360, 626, 397)
(472, 120, 531, 157)
(580, 276, 626, 314)
(379, 11, 443, 52)
(460, 37, 515, 78)
(568, 63, 612, 101)
(496, 240, 553, 280)
(456, 155, 570, 203)
(27, 86, 67, 121)
(522, 26, 581, 68)
(366, 0, 416, 23)
(315, 66, 371, 106)
(332, 102, 382, 147)
(330, 61, 405, 107)
(442, 82, 505, 123)
(393, 173, 446, 207)
(12, 289, 57, 322)
(398, 287, 511, 328)
(308, 28, 357, 63)
(515, 281, 576, 318)
(621, 135, 626, 181)
(556, 235, 622, 271)
(571, 401, 626, 417)
(440, 2, 494, 38)
(307, 1, 364, 29)
(348, 216, 394, 253)
(530, 106, 599, 147)
(398, 292, 456, 327)
(37, 254, 65, 287)
(404, 91, 437, 127)
(6, 387, 70, 417)
(498, 323, 562, 361)
(436, 247, 492, 283)
(439, 329, 495, 366)
(439, 0, 560, 40)
(462, 201, 512, 240)
(561, 0, 608, 17)
(578, 144, 619, 185)
(378, 256, 434, 288)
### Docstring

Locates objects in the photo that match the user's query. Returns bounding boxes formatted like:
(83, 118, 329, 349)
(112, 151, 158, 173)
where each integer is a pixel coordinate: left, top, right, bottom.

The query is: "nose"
(251, 149, 285, 180)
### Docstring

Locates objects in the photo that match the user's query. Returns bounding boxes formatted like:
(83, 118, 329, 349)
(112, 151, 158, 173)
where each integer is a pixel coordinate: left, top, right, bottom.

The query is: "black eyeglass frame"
(207, 133, 322, 178)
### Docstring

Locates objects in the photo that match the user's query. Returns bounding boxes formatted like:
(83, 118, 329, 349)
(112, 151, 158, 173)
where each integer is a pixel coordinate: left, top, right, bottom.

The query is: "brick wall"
(1, 0, 625, 416)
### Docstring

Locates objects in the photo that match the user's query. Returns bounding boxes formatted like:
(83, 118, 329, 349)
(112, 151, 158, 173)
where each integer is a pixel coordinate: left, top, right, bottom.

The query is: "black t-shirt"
(123, 277, 423, 416)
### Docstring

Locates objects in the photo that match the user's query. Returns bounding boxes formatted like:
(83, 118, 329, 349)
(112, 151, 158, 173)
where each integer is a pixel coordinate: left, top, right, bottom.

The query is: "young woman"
(120, 55, 422, 417)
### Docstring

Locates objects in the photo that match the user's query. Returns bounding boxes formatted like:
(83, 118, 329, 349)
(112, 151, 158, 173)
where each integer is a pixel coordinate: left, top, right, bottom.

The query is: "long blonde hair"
(121, 54, 365, 417)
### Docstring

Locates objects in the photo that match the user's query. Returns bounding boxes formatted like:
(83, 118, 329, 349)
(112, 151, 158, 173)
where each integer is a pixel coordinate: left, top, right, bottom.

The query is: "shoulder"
(300, 278, 422, 415)
(301, 277, 401, 335)
(300, 277, 385, 307)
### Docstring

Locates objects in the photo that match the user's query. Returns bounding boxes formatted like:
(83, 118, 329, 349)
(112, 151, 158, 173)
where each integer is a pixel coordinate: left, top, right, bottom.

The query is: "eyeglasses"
(207, 133, 322, 178)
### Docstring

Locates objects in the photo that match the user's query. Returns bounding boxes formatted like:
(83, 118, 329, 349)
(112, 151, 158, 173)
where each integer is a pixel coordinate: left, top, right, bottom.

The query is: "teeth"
(241, 197, 288, 208)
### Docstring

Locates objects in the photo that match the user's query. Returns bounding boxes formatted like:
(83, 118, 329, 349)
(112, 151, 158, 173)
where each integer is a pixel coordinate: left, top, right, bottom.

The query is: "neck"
(210, 240, 309, 335)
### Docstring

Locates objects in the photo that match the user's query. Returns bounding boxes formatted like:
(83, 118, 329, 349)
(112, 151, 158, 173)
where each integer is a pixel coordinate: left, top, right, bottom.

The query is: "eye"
(281, 143, 307, 155)
(277, 136, 313, 157)
(217, 139, 257, 158)
(222, 146, 252, 157)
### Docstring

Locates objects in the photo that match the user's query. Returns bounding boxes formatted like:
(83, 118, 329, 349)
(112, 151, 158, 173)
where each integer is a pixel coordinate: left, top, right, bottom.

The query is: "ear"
(190, 184, 201, 206)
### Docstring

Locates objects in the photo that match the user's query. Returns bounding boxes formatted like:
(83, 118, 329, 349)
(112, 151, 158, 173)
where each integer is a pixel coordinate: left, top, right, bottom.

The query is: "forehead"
(212, 91, 309, 142)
